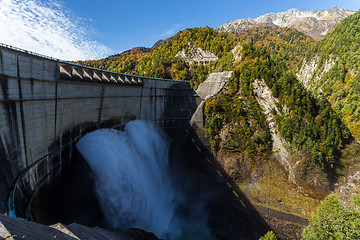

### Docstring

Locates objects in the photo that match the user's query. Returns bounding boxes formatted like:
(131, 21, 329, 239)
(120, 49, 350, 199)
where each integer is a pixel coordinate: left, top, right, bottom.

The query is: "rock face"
(252, 79, 295, 183)
(231, 43, 242, 62)
(336, 170, 360, 205)
(151, 39, 166, 50)
(296, 56, 335, 90)
(175, 44, 218, 64)
(216, 7, 355, 40)
(215, 18, 277, 34)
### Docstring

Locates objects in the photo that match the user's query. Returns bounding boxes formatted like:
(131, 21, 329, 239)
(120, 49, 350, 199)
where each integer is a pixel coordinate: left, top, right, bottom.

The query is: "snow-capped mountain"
(216, 7, 355, 40)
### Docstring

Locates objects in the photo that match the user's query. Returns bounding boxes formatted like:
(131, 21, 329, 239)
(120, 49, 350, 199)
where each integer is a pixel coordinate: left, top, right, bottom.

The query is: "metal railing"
(0, 42, 189, 84)
(0, 42, 60, 62)
(2, 41, 196, 218)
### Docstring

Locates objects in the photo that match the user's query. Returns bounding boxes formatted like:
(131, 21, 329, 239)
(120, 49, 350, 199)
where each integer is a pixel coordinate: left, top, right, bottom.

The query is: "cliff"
(216, 7, 355, 40)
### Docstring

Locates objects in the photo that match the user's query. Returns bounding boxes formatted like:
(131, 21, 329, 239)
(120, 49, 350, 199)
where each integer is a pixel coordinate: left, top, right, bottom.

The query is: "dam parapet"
(0, 43, 199, 217)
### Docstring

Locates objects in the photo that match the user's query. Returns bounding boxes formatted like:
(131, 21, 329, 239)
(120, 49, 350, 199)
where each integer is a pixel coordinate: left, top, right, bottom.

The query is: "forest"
(204, 40, 350, 171)
(304, 11, 360, 139)
(77, 14, 360, 238)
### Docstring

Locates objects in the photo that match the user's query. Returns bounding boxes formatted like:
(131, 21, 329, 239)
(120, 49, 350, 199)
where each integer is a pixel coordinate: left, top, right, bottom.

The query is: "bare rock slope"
(252, 79, 294, 183)
(175, 44, 218, 64)
(216, 7, 355, 40)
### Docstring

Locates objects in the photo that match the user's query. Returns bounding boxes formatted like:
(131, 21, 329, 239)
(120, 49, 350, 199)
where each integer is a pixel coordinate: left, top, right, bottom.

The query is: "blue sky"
(0, 0, 359, 60)
(66, 0, 360, 53)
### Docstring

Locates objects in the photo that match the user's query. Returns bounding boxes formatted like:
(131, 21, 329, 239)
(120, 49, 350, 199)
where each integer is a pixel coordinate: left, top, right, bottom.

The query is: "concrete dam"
(0, 43, 199, 221)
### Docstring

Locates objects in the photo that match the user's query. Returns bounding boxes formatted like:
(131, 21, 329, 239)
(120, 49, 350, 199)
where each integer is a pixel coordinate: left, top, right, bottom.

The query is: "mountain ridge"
(216, 7, 355, 40)
(297, 10, 360, 140)
(76, 13, 360, 238)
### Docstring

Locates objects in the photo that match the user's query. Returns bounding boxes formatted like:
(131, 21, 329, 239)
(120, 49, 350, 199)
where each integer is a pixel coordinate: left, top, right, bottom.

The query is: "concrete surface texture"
(195, 71, 233, 100)
(0, 214, 134, 240)
(0, 45, 199, 218)
(190, 71, 233, 128)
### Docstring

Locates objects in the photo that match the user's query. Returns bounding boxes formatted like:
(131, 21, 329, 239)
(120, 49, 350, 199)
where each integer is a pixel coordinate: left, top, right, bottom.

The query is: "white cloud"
(0, 0, 111, 60)
(160, 24, 183, 37)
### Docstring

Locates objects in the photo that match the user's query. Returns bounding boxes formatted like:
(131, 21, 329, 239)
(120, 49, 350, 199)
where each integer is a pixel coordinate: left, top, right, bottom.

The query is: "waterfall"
(76, 120, 178, 238)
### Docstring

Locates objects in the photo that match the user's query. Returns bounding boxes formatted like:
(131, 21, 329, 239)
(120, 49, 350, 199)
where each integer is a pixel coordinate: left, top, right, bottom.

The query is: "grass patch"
(239, 160, 321, 219)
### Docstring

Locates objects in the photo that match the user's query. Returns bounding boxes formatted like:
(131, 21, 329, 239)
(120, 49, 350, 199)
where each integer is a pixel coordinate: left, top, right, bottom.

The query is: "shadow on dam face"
(28, 123, 271, 239)
(29, 148, 105, 228)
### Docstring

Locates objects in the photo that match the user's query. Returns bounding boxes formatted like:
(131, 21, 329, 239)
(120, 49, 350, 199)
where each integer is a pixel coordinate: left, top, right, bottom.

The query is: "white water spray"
(76, 120, 178, 238)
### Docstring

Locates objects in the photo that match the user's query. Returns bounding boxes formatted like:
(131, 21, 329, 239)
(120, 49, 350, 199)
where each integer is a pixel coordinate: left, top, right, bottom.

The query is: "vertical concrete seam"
(54, 75, 58, 165)
(0, 49, 3, 74)
(17, 54, 29, 168)
(54, 82, 58, 143)
(139, 86, 143, 119)
(97, 85, 105, 128)
(154, 81, 157, 122)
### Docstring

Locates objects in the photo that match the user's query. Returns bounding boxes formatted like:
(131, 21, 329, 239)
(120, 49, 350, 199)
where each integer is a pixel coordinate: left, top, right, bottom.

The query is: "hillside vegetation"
(79, 25, 353, 175)
(302, 194, 360, 239)
(79, 47, 151, 74)
(237, 26, 317, 70)
(78, 27, 315, 88)
(78, 27, 237, 88)
(302, 11, 360, 139)
(206, 42, 350, 172)
(79, 20, 360, 239)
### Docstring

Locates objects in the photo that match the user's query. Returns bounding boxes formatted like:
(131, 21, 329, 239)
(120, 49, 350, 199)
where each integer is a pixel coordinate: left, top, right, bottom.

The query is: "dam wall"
(0, 44, 199, 217)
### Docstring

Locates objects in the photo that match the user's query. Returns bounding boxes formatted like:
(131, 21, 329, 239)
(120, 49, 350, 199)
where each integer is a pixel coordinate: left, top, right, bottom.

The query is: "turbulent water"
(76, 120, 178, 238)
